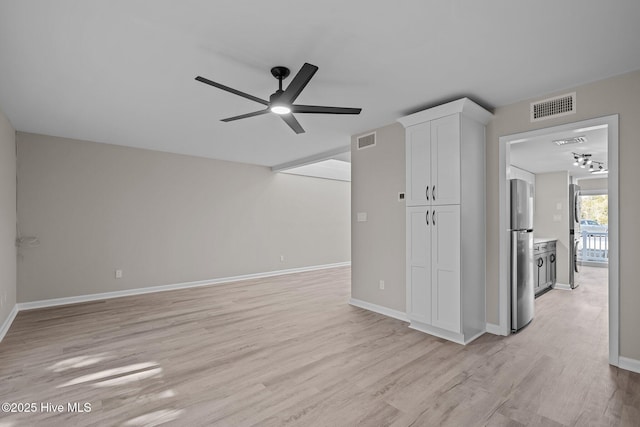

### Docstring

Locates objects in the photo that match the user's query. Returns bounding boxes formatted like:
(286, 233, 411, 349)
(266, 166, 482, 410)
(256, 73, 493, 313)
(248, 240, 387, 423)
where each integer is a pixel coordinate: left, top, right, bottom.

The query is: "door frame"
(498, 115, 619, 366)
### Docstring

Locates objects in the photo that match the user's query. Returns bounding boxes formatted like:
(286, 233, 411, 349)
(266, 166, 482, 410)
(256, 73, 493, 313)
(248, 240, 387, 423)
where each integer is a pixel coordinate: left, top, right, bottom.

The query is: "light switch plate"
(357, 212, 367, 222)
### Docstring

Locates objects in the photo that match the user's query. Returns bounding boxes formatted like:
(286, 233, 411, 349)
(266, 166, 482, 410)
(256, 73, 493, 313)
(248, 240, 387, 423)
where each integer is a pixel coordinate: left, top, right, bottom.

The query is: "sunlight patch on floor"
(57, 361, 159, 388)
(93, 367, 162, 387)
(48, 353, 112, 372)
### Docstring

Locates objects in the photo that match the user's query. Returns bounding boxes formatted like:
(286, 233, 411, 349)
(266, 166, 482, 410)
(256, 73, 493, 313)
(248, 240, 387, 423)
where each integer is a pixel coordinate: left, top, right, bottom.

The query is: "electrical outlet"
(115, 269, 123, 279)
(280, 255, 285, 262)
(379, 280, 385, 290)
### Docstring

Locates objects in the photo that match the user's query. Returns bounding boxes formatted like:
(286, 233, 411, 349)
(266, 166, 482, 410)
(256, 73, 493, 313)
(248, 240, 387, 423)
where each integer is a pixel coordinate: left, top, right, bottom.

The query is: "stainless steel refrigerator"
(510, 179, 535, 332)
(569, 183, 581, 288)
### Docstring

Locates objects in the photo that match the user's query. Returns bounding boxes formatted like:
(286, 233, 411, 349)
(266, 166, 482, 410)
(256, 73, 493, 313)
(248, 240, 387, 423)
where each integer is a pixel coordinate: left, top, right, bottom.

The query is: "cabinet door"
(430, 114, 460, 206)
(537, 253, 549, 289)
(407, 206, 431, 323)
(406, 122, 431, 206)
(431, 205, 461, 333)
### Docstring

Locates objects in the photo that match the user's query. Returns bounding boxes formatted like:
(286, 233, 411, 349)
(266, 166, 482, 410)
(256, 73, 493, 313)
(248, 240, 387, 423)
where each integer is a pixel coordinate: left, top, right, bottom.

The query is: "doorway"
(498, 115, 619, 366)
(577, 193, 609, 268)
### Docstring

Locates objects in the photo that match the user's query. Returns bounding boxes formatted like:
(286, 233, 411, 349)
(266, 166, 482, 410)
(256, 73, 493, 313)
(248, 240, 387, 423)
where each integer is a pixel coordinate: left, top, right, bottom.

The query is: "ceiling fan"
(195, 63, 362, 134)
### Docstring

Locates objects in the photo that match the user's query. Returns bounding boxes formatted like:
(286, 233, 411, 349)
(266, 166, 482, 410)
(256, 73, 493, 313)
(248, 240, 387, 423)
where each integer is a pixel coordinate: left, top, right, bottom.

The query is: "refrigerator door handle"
(574, 241, 579, 273)
(511, 231, 518, 332)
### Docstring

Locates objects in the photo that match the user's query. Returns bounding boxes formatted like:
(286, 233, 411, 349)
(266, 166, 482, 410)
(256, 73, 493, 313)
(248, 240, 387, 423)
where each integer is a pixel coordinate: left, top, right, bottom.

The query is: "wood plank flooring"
(0, 266, 638, 426)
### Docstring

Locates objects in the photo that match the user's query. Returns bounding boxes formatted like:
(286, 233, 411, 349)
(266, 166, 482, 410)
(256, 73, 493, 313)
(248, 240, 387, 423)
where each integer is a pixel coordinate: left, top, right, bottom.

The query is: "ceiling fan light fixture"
(270, 104, 291, 115)
(196, 62, 361, 134)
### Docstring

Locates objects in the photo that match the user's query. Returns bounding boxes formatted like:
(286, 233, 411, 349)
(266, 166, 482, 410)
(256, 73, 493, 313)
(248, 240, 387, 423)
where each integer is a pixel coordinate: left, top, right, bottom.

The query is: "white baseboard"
(408, 320, 485, 345)
(485, 322, 504, 335)
(348, 298, 409, 322)
(18, 261, 351, 311)
(0, 305, 19, 342)
(618, 356, 640, 374)
(553, 282, 572, 291)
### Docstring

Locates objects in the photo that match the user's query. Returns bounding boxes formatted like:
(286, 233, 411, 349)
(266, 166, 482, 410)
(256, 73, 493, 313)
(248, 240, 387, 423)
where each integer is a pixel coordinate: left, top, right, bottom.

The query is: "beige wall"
(486, 69, 640, 360)
(16, 132, 350, 302)
(578, 177, 608, 192)
(533, 172, 570, 285)
(351, 123, 405, 311)
(0, 109, 16, 328)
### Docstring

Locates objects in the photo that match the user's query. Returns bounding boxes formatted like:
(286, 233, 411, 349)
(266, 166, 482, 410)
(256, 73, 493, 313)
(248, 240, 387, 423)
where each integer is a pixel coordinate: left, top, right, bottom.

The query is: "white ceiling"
(1, 1, 640, 167)
(510, 126, 608, 179)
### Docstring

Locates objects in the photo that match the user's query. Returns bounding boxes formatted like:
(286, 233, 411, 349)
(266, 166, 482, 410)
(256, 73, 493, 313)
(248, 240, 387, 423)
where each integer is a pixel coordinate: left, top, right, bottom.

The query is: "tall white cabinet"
(398, 98, 492, 345)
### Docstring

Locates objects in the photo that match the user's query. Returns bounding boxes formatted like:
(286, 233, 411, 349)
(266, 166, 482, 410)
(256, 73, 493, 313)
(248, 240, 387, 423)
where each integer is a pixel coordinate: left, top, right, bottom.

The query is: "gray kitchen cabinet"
(534, 240, 556, 296)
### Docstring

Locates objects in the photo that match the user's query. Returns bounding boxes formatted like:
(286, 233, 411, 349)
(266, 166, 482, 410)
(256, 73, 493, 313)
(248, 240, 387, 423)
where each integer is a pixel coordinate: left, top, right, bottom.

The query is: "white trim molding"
(485, 323, 504, 336)
(499, 115, 619, 366)
(0, 305, 19, 342)
(348, 298, 409, 322)
(397, 97, 493, 128)
(618, 357, 640, 374)
(552, 283, 572, 291)
(17, 262, 351, 311)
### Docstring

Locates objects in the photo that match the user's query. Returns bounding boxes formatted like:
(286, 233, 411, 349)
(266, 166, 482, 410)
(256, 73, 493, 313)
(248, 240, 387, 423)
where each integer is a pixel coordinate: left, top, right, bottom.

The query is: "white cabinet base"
(408, 319, 485, 345)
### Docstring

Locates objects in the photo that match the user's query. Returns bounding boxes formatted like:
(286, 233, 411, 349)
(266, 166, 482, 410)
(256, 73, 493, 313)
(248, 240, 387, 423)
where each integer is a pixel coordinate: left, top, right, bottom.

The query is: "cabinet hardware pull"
(432, 185, 436, 200)
(432, 210, 436, 226)
(426, 186, 429, 200)
(426, 211, 429, 225)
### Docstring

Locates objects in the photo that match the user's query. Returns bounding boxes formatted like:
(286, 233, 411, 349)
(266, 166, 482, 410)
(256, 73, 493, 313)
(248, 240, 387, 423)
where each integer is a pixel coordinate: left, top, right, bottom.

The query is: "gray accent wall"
(0, 108, 16, 328)
(351, 123, 405, 311)
(16, 132, 350, 302)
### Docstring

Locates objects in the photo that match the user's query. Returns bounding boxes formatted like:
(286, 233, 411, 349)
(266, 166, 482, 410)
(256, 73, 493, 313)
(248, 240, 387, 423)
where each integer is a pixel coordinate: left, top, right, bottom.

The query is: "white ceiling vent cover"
(357, 132, 376, 150)
(530, 92, 576, 122)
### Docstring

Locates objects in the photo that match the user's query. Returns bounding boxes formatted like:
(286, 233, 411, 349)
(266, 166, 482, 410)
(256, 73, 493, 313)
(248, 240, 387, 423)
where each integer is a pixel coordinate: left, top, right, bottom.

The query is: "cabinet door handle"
(426, 186, 429, 200)
(425, 210, 429, 225)
(537, 258, 544, 268)
(432, 185, 436, 200)
(432, 210, 436, 226)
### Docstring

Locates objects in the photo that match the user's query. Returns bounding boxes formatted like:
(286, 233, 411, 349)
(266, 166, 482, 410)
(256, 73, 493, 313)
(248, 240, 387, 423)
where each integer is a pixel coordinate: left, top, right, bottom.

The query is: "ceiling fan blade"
(280, 114, 305, 134)
(195, 76, 269, 106)
(221, 109, 270, 122)
(279, 63, 318, 104)
(292, 105, 362, 115)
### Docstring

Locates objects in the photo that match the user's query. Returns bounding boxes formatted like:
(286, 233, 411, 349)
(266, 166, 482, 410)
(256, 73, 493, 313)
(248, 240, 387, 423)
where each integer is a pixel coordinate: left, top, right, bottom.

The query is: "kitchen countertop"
(534, 237, 557, 244)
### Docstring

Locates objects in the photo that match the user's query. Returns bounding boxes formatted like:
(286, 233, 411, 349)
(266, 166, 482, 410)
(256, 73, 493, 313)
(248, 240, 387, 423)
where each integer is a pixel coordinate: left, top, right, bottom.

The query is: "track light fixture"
(572, 152, 607, 174)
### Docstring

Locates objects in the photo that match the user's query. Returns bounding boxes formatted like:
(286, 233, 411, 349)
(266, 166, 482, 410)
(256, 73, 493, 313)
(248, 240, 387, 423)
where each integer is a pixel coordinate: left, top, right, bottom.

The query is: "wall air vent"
(357, 132, 376, 150)
(530, 92, 576, 122)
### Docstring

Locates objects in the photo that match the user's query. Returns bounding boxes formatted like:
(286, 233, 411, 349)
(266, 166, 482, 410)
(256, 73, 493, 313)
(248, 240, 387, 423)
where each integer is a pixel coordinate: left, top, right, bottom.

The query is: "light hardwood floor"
(0, 266, 638, 426)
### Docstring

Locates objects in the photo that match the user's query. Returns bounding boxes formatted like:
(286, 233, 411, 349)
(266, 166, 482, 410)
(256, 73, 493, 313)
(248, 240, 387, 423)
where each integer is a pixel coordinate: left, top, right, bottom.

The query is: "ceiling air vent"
(357, 132, 376, 150)
(530, 92, 576, 122)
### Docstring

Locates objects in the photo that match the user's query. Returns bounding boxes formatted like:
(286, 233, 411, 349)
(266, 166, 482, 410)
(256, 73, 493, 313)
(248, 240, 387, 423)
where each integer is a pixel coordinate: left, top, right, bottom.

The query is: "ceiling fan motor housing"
(270, 66, 291, 80)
